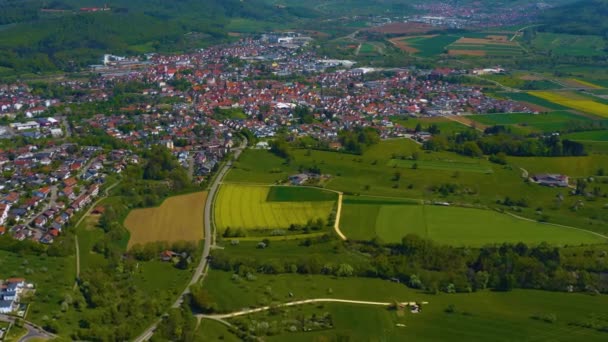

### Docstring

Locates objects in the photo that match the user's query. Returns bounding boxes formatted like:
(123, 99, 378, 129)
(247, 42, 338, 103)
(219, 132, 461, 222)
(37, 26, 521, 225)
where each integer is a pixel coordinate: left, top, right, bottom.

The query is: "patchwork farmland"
(447, 35, 524, 57)
(340, 197, 606, 246)
(124, 192, 207, 248)
(390, 33, 525, 57)
(215, 184, 336, 232)
(528, 91, 608, 118)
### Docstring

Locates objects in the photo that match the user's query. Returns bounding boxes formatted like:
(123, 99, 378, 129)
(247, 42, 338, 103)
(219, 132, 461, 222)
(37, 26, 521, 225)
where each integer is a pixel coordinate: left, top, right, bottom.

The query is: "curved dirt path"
(520, 167, 529, 178)
(504, 212, 608, 240)
(333, 192, 346, 240)
(199, 298, 426, 321)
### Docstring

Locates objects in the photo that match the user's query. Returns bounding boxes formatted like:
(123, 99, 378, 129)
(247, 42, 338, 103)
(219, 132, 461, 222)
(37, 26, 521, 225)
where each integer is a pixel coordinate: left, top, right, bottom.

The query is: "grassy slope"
(564, 130, 608, 141)
(391, 116, 471, 135)
(204, 271, 608, 342)
(0, 250, 76, 330)
(229, 139, 608, 233)
(388, 159, 493, 173)
(501, 92, 571, 110)
(469, 111, 595, 133)
(340, 202, 606, 246)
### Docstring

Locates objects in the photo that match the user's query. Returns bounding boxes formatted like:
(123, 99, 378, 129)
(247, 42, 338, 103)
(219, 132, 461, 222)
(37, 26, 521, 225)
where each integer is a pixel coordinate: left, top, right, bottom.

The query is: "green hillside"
(541, 0, 608, 36)
(0, 0, 316, 73)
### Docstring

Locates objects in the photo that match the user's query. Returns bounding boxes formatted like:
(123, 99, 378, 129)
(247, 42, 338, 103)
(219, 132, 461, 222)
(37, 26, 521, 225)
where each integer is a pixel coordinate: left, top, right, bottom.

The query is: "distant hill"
(0, 0, 318, 74)
(540, 0, 608, 36)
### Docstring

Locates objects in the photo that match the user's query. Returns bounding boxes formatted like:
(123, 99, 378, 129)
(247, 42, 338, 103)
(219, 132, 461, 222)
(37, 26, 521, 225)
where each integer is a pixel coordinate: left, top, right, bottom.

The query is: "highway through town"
(133, 136, 247, 342)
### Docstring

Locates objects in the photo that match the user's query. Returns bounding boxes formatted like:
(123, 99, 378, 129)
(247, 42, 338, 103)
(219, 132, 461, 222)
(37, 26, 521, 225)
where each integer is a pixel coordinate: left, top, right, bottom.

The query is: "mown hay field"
(215, 184, 335, 231)
(125, 192, 207, 248)
(340, 197, 606, 246)
(529, 91, 608, 118)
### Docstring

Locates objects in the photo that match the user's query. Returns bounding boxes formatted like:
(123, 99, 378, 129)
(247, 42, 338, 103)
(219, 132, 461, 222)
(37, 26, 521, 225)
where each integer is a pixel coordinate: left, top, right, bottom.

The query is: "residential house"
(532, 174, 569, 187)
(0, 203, 11, 225)
(0, 278, 26, 314)
(289, 173, 309, 185)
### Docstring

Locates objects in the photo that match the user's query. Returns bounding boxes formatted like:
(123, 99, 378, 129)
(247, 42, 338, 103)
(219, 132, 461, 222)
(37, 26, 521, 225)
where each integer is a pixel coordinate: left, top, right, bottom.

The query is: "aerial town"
(0, 34, 532, 245)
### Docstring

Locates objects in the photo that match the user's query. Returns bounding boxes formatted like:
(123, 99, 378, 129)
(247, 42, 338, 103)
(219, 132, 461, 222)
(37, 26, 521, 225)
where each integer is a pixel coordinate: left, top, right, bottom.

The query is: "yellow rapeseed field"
(125, 192, 207, 248)
(215, 184, 335, 231)
(569, 79, 603, 89)
(529, 91, 608, 118)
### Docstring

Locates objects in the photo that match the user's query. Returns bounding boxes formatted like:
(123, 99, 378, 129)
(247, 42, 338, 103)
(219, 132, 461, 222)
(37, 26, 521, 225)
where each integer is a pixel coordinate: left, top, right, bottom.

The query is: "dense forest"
(0, 0, 315, 73)
(540, 0, 608, 36)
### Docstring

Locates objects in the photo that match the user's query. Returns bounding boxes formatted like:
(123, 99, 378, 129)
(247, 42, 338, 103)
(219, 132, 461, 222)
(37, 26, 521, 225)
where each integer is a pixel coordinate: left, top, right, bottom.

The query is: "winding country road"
(134, 137, 247, 342)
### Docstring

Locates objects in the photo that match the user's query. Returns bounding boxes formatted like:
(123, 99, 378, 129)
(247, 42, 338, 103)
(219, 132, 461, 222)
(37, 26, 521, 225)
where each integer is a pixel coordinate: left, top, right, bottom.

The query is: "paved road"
(199, 298, 427, 321)
(134, 137, 247, 342)
(0, 314, 56, 341)
(24, 186, 57, 228)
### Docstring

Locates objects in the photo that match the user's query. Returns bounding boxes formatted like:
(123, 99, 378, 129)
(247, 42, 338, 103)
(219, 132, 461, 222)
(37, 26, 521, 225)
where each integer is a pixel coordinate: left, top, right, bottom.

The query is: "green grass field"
(227, 139, 608, 233)
(388, 159, 494, 173)
(469, 111, 594, 133)
(203, 271, 608, 342)
(391, 116, 471, 135)
(531, 33, 607, 56)
(196, 320, 239, 342)
(267, 186, 338, 202)
(215, 184, 335, 231)
(0, 250, 76, 333)
(508, 155, 608, 177)
(500, 92, 571, 110)
(227, 149, 291, 183)
(583, 141, 608, 154)
(359, 43, 376, 54)
(340, 199, 606, 246)
(564, 130, 608, 141)
(403, 35, 460, 57)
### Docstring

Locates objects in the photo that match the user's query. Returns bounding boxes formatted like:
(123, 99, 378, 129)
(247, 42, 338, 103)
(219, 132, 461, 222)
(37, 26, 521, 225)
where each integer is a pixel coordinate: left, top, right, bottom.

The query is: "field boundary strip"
(504, 211, 608, 240)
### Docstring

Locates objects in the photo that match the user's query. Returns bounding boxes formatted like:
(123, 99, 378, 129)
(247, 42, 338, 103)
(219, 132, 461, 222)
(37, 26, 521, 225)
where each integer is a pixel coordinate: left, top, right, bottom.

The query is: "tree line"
(209, 235, 608, 298)
(424, 128, 586, 157)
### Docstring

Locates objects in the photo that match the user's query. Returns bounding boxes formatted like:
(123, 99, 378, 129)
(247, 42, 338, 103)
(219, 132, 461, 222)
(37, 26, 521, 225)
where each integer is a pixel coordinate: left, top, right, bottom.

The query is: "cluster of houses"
(54, 36, 530, 153)
(0, 32, 535, 165)
(412, 1, 545, 27)
(0, 84, 58, 119)
(0, 278, 31, 314)
(82, 113, 229, 180)
(0, 143, 138, 244)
